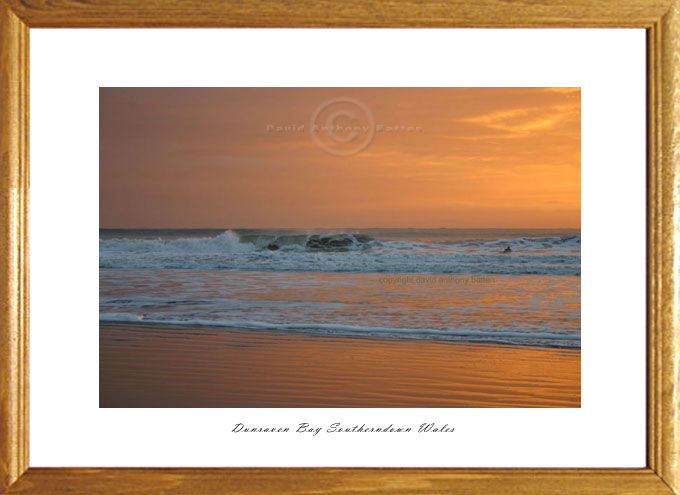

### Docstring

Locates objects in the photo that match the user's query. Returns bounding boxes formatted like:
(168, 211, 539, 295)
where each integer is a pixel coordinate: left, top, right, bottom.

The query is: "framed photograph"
(1, 1, 679, 494)
(98, 86, 582, 410)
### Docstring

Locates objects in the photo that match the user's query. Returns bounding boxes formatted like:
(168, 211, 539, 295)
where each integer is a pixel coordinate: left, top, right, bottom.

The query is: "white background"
(30, 29, 646, 467)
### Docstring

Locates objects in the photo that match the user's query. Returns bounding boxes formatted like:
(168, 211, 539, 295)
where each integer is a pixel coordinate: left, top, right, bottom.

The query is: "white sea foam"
(100, 229, 255, 254)
(99, 313, 580, 349)
(99, 230, 581, 275)
(99, 229, 581, 349)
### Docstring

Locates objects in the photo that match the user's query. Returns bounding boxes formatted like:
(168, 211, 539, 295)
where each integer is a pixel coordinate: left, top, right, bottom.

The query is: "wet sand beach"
(100, 322, 580, 408)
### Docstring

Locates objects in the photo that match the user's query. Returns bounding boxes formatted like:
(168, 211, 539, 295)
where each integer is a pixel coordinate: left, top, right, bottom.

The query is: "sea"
(99, 228, 581, 349)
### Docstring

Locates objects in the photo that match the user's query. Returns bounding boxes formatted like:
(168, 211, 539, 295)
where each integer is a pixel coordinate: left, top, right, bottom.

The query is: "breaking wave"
(99, 229, 580, 275)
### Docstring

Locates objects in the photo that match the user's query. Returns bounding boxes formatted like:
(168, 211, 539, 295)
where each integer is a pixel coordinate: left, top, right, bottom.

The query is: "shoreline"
(98, 318, 580, 350)
(100, 321, 580, 408)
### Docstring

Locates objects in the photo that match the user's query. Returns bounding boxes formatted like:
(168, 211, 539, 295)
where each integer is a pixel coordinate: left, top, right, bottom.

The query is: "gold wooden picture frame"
(1, 1, 678, 493)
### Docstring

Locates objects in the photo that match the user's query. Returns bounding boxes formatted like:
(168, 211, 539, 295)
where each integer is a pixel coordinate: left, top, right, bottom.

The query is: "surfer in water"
(503, 246, 512, 253)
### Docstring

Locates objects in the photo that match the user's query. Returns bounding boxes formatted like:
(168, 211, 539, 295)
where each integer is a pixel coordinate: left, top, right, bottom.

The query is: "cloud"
(461, 104, 579, 135)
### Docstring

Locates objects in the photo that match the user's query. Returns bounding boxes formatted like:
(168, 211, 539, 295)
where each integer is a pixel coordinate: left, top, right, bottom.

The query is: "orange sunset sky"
(99, 87, 580, 228)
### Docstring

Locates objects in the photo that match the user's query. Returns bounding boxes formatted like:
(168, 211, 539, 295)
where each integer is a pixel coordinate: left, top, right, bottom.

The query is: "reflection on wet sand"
(100, 323, 580, 408)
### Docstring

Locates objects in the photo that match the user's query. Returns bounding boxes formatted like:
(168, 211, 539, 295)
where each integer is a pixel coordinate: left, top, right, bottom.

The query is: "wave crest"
(99, 230, 581, 275)
(100, 230, 379, 254)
